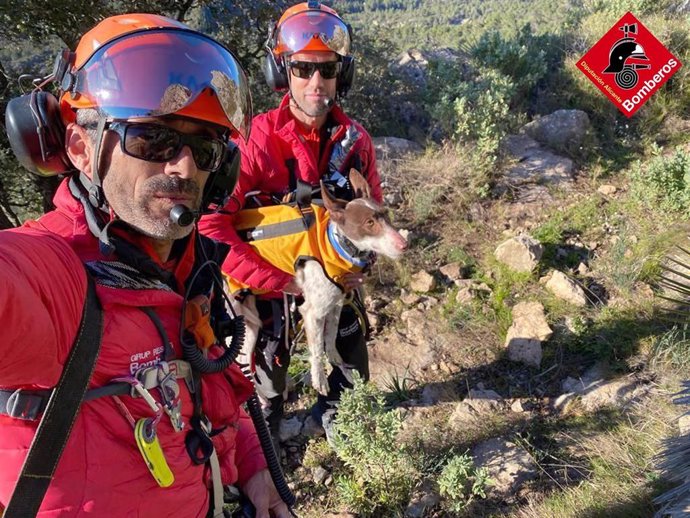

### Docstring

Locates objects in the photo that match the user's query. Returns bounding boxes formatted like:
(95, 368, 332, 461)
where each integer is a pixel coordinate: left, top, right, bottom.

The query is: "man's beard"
(104, 174, 202, 241)
(291, 93, 330, 118)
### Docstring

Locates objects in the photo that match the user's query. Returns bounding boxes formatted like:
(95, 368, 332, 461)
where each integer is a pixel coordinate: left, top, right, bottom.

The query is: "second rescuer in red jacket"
(199, 1, 383, 443)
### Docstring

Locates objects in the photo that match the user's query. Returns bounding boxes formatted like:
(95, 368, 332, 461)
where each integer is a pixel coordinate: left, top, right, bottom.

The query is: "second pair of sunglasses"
(108, 122, 226, 172)
(288, 60, 342, 80)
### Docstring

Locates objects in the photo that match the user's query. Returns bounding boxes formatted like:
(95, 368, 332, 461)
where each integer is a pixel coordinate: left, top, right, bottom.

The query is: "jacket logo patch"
(86, 261, 174, 291)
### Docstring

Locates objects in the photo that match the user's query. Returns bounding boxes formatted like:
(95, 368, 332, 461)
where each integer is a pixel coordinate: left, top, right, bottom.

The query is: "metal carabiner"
(112, 376, 162, 417)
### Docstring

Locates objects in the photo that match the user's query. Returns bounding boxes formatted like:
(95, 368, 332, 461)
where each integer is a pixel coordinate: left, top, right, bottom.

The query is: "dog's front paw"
(311, 364, 330, 396)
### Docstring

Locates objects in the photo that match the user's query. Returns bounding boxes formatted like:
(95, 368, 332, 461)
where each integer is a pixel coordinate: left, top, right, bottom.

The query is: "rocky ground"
(255, 110, 688, 518)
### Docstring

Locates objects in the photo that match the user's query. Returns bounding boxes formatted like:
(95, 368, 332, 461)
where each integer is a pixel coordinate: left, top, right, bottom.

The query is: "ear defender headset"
(4, 51, 241, 214)
(262, 1, 356, 98)
(4, 50, 75, 177)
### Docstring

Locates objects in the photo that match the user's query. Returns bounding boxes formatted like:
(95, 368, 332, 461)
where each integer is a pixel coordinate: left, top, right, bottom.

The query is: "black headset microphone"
(324, 97, 334, 109)
(170, 205, 197, 227)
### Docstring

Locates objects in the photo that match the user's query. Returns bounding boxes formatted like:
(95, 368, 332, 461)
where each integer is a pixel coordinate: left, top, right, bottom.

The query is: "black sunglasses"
(107, 122, 226, 172)
(288, 60, 341, 80)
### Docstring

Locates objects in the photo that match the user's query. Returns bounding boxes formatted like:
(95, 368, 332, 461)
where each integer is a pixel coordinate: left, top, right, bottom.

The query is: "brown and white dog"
(229, 170, 407, 395)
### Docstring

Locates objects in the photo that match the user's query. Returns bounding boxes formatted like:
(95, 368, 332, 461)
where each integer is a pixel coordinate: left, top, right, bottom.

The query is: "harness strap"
(207, 427, 225, 517)
(0, 360, 194, 421)
(240, 209, 316, 242)
(241, 218, 312, 242)
(295, 179, 313, 207)
(285, 158, 297, 194)
(4, 274, 103, 518)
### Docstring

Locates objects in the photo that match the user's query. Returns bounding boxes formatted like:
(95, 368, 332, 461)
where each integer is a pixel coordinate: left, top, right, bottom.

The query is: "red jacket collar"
(39, 178, 197, 292)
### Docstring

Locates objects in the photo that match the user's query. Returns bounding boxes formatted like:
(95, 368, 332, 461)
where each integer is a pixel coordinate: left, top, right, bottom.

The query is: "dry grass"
(513, 386, 680, 518)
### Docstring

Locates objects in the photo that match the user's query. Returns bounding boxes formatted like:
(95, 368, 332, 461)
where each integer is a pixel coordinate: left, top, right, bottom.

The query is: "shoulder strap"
(285, 158, 297, 194)
(4, 272, 103, 518)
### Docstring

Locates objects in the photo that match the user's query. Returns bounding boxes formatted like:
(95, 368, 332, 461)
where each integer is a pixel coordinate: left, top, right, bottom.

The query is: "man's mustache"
(144, 176, 200, 197)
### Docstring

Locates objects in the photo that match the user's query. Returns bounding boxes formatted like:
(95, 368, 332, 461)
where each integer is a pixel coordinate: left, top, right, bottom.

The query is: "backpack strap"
(4, 272, 103, 518)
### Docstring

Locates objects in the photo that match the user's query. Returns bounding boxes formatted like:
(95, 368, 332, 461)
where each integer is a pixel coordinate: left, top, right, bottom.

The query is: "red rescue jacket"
(199, 95, 381, 296)
(0, 180, 267, 517)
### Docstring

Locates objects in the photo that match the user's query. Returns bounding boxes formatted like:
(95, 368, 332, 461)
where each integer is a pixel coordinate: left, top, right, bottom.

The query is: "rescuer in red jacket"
(199, 1, 382, 442)
(0, 14, 289, 518)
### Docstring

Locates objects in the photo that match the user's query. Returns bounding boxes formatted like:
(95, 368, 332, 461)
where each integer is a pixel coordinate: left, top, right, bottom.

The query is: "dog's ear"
(321, 180, 347, 224)
(348, 168, 371, 199)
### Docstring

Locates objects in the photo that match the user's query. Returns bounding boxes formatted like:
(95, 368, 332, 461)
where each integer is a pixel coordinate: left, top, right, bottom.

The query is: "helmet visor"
(275, 11, 351, 56)
(73, 29, 251, 139)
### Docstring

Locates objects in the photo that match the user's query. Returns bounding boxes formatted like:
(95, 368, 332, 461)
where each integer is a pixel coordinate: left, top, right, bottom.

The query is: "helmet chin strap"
(71, 115, 121, 255)
(86, 116, 108, 210)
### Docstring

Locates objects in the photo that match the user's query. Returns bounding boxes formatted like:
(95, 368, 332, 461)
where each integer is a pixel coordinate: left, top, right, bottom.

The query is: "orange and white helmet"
(271, 1, 351, 58)
(264, 2, 355, 96)
(58, 13, 251, 140)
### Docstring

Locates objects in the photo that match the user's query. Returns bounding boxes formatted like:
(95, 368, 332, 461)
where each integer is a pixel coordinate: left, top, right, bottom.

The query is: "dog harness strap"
(295, 179, 313, 207)
(208, 430, 225, 517)
(241, 216, 315, 242)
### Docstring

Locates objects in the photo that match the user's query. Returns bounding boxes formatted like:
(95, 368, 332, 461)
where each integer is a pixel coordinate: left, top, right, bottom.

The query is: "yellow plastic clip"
(134, 418, 175, 488)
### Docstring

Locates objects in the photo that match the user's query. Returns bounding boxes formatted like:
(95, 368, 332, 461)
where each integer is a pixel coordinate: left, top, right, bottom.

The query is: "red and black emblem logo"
(577, 12, 681, 117)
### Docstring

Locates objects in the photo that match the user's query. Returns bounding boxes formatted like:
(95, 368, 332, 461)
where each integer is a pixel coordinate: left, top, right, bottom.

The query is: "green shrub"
(425, 24, 566, 185)
(331, 374, 417, 517)
(408, 184, 445, 223)
(438, 453, 491, 513)
(452, 69, 515, 156)
(629, 146, 690, 216)
(383, 365, 416, 404)
(426, 66, 516, 187)
(471, 24, 549, 102)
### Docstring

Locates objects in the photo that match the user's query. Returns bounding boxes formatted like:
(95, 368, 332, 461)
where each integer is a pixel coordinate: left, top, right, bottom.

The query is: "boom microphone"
(170, 204, 197, 227)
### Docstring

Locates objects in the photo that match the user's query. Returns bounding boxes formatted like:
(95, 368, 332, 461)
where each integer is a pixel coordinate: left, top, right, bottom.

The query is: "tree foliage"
(0, 0, 286, 228)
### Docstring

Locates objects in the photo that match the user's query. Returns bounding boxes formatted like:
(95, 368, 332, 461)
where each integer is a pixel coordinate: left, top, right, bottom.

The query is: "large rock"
(555, 363, 651, 412)
(410, 270, 437, 293)
(521, 109, 591, 152)
(448, 389, 505, 429)
(421, 381, 461, 405)
(545, 270, 588, 306)
(395, 48, 465, 87)
(400, 309, 428, 342)
(279, 416, 302, 442)
(495, 235, 544, 272)
(372, 136, 423, 161)
(472, 438, 537, 494)
(597, 184, 618, 196)
(466, 389, 504, 412)
(439, 262, 464, 282)
(503, 134, 574, 188)
(501, 184, 555, 228)
(505, 301, 553, 368)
